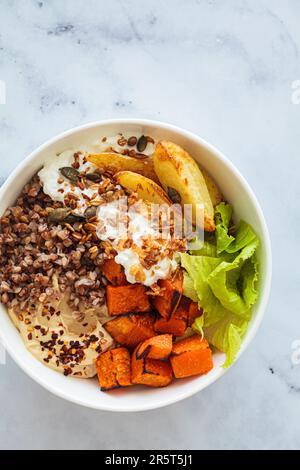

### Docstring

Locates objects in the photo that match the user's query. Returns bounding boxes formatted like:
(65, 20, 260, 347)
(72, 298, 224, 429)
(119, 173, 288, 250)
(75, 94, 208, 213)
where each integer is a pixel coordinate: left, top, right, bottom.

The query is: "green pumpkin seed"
(59, 167, 80, 182)
(48, 208, 86, 224)
(167, 187, 181, 203)
(64, 213, 86, 223)
(84, 206, 97, 220)
(48, 208, 72, 224)
(137, 135, 147, 152)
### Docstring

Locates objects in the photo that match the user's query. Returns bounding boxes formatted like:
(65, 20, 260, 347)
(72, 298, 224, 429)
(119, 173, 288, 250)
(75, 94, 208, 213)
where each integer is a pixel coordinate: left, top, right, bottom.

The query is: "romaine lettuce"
(204, 314, 249, 368)
(226, 220, 257, 253)
(181, 253, 229, 327)
(192, 315, 204, 339)
(180, 202, 259, 368)
(207, 239, 259, 316)
(215, 202, 234, 254)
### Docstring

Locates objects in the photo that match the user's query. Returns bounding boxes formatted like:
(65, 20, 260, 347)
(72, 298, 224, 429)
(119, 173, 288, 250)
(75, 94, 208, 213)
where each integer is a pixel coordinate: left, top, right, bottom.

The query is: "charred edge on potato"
(143, 362, 161, 376)
(136, 344, 152, 360)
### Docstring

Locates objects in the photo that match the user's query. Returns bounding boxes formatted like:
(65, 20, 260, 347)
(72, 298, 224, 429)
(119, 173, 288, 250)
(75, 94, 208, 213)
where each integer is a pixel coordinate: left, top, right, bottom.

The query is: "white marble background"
(0, 0, 299, 450)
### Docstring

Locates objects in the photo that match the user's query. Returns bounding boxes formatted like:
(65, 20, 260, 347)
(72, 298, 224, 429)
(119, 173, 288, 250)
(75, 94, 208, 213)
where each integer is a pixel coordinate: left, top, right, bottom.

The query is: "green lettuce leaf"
(192, 315, 204, 339)
(207, 239, 259, 316)
(183, 272, 198, 303)
(204, 314, 249, 368)
(215, 201, 232, 227)
(180, 202, 259, 368)
(215, 202, 258, 255)
(181, 253, 229, 327)
(215, 202, 234, 254)
(189, 240, 217, 257)
(241, 255, 259, 308)
(226, 220, 257, 253)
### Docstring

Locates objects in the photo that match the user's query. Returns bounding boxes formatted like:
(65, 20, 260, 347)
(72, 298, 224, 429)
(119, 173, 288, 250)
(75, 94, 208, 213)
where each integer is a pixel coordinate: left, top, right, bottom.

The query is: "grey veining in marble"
(0, 0, 300, 450)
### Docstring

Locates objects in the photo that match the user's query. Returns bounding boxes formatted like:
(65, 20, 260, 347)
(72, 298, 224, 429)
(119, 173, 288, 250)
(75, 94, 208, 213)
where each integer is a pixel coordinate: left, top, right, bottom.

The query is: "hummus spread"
(8, 281, 113, 378)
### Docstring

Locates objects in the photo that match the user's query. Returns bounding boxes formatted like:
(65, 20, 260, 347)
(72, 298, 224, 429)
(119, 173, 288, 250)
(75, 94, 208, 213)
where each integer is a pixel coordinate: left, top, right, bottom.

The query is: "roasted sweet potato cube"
(111, 348, 131, 387)
(170, 335, 213, 378)
(96, 347, 131, 391)
(105, 313, 156, 348)
(154, 317, 186, 337)
(154, 296, 190, 336)
(136, 334, 173, 360)
(106, 284, 151, 316)
(152, 270, 183, 319)
(132, 347, 173, 387)
(101, 258, 127, 286)
(155, 297, 202, 334)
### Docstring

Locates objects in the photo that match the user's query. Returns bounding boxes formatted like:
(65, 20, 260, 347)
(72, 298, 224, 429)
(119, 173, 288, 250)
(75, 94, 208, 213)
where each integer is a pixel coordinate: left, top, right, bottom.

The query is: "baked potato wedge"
(87, 153, 159, 183)
(153, 141, 215, 231)
(201, 168, 223, 207)
(115, 171, 171, 205)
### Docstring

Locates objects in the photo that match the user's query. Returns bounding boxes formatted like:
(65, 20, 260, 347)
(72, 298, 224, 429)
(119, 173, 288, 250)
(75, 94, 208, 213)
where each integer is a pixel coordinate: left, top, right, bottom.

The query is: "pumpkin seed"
(167, 187, 181, 203)
(64, 213, 86, 224)
(137, 135, 147, 152)
(48, 208, 72, 224)
(84, 206, 97, 220)
(85, 172, 101, 182)
(59, 167, 80, 182)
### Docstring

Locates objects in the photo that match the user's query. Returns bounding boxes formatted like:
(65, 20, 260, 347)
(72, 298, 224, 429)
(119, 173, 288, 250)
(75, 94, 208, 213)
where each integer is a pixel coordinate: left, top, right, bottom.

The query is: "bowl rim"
(0, 118, 272, 412)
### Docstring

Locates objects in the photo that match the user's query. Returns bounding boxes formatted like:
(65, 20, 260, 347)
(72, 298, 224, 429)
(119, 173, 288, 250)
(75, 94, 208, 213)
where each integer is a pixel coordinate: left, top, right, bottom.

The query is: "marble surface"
(0, 0, 299, 450)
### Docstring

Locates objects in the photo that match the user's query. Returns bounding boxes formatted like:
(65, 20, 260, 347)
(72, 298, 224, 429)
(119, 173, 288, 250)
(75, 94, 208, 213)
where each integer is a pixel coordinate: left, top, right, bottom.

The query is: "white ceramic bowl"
(0, 119, 272, 412)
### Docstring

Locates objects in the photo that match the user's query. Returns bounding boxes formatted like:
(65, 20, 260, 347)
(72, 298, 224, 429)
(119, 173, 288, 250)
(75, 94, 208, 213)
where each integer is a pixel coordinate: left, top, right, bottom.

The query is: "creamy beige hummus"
(8, 281, 113, 378)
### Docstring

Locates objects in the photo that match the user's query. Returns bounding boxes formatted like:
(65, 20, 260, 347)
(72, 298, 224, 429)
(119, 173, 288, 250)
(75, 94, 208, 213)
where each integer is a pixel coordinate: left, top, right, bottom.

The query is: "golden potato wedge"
(153, 141, 215, 232)
(201, 168, 223, 207)
(115, 171, 171, 205)
(87, 153, 159, 183)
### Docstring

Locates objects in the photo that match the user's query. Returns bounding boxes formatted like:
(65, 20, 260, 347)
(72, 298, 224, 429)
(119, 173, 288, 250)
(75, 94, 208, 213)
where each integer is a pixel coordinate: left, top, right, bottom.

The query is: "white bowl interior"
(0, 120, 271, 411)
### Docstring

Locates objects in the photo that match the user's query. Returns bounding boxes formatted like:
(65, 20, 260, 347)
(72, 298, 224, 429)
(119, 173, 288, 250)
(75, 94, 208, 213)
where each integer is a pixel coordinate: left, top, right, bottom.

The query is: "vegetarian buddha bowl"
(0, 120, 271, 411)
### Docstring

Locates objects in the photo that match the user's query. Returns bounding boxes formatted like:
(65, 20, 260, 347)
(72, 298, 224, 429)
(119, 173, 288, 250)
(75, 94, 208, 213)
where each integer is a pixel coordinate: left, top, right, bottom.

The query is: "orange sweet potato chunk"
(170, 335, 213, 379)
(101, 258, 127, 286)
(105, 313, 156, 348)
(96, 347, 131, 391)
(106, 284, 151, 316)
(112, 348, 131, 386)
(154, 296, 190, 336)
(136, 334, 173, 360)
(132, 347, 173, 387)
(152, 270, 183, 319)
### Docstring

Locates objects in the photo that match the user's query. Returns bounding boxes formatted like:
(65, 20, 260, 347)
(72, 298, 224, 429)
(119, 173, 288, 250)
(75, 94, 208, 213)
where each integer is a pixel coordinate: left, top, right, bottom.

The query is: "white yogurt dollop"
(115, 249, 177, 286)
(38, 150, 98, 214)
(96, 201, 178, 286)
